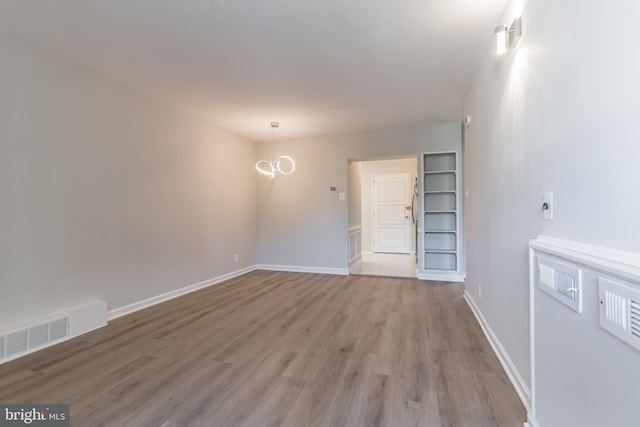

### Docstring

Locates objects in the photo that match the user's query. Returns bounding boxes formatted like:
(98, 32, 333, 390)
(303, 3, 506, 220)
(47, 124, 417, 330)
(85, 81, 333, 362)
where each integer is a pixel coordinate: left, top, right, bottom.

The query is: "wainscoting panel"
(348, 225, 362, 266)
(529, 236, 640, 427)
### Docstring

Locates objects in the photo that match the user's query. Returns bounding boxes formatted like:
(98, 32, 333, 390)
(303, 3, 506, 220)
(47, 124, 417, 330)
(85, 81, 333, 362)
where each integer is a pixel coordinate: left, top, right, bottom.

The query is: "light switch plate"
(339, 192, 345, 201)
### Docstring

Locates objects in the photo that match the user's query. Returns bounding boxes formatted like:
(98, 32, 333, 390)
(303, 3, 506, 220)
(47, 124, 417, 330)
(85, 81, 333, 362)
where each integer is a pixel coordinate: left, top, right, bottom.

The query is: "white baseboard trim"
(349, 258, 362, 269)
(363, 250, 415, 256)
(417, 272, 465, 282)
(256, 264, 349, 276)
(524, 413, 540, 427)
(463, 290, 531, 413)
(107, 265, 257, 321)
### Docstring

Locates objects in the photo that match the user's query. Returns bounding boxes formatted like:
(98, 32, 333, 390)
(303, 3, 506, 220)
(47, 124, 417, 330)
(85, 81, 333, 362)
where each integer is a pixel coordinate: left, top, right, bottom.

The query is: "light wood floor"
(0, 271, 525, 426)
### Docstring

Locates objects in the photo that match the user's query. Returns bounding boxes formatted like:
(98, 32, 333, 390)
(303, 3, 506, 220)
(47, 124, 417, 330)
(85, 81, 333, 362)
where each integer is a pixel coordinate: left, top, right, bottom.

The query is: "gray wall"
(256, 123, 461, 270)
(463, 0, 640, 417)
(0, 34, 257, 327)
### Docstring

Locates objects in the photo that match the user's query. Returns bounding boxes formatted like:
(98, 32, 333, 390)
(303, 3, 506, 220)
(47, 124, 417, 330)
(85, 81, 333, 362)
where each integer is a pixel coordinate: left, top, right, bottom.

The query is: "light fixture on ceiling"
(495, 17, 522, 55)
(255, 122, 295, 178)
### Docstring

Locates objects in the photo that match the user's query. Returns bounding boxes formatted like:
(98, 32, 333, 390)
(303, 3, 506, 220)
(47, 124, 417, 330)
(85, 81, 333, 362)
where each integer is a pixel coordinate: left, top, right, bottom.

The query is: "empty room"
(1, 1, 639, 426)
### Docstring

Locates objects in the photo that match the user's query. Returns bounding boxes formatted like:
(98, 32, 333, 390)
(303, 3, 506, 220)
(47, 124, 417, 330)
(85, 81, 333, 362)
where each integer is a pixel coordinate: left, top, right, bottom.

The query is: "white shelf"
(424, 170, 456, 175)
(420, 151, 460, 277)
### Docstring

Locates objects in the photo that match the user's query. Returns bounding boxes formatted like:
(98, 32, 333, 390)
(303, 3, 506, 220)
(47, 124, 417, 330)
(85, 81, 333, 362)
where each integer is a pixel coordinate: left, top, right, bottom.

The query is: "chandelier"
(255, 122, 295, 178)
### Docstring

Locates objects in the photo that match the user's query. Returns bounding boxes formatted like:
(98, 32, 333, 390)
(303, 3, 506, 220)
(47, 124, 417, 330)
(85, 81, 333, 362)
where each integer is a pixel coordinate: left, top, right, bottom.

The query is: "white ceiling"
(0, 0, 507, 141)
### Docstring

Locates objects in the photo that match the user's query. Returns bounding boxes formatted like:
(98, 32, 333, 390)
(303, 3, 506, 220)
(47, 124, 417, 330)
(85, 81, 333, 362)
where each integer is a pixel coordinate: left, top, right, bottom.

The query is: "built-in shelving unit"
(419, 151, 463, 282)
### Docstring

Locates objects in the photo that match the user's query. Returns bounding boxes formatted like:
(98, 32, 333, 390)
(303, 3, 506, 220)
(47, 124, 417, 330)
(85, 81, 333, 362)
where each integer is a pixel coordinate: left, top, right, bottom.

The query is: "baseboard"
(524, 413, 540, 427)
(256, 264, 349, 276)
(463, 291, 531, 413)
(417, 272, 465, 282)
(107, 265, 257, 320)
(348, 255, 362, 266)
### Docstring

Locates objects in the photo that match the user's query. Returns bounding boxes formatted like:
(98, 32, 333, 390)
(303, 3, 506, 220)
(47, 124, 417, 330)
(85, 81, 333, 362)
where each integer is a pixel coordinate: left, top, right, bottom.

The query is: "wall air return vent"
(1, 318, 69, 359)
(599, 277, 640, 352)
(49, 318, 69, 342)
(28, 324, 49, 349)
(536, 255, 583, 313)
(0, 301, 107, 364)
(5, 331, 28, 358)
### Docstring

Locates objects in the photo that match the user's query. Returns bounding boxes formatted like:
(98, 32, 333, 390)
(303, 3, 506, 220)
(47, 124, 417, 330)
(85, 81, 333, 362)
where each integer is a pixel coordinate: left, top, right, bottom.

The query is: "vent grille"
(556, 270, 578, 302)
(0, 301, 106, 365)
(536, 255, 583, 313)
(6, 331, 28, 357)
(1, 317, 70, 360)
(630, 301, 640, 338)
(599, 277, 640, 352)
(28, 324, 49, 349)
(604, 290, 627, 329)
(49, 318, 69, 341)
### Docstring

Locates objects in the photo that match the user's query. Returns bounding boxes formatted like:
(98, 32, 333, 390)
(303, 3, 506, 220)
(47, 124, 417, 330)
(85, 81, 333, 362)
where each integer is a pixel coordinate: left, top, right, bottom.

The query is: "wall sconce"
(255, 122, 296, 178)
(495, 17, 522, 55)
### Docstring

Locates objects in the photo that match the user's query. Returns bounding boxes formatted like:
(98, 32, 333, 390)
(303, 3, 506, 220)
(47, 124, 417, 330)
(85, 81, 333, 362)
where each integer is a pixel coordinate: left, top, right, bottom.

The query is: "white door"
(372, 173, 411, 254)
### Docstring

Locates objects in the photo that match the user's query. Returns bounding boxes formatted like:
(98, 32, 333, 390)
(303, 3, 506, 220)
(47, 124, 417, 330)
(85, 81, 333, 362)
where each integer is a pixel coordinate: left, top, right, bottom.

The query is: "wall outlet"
(234, 254, 239, 263)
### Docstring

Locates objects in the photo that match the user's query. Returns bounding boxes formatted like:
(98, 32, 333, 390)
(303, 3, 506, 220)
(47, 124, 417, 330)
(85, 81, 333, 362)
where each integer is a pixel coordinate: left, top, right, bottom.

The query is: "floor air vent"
(599, 277, 640, 352)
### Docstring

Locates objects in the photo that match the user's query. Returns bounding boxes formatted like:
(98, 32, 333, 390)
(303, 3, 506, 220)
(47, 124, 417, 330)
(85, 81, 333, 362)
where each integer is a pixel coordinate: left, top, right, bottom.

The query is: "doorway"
(348, 157, 418, 278)
(372, 173, 412, 254)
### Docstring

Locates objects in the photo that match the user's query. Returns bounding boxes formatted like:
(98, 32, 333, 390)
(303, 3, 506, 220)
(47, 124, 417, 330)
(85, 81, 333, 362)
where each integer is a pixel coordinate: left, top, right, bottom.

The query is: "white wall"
(347, 161, 362, 228)
(359, 159, 417, 253)
(256, 123, 461, 270)
(0, 33, 257, 328)
(464, 0, 640, 420)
